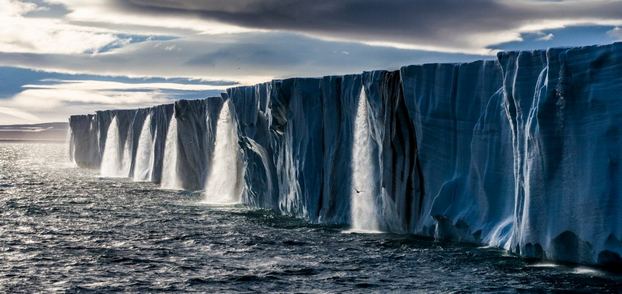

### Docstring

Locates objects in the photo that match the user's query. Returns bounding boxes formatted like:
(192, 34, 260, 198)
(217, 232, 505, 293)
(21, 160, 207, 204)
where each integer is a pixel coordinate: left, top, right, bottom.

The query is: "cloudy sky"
(1, 0, 621, 124)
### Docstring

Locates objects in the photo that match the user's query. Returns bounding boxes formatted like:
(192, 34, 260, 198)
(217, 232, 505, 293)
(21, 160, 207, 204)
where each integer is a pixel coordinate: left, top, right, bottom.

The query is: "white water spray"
(67, 126, 75, 165)
(121, 135, 132, 176)
(101, 117, 130, 177)
(203, 101, 243, 204)
(133, 114, 154, 182)
(350, 87, 380, 232)
(161, 115, 180, 189)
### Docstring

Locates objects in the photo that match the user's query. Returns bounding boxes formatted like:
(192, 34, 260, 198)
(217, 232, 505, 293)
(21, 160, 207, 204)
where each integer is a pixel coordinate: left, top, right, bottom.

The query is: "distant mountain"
(0, 122, 68, 142)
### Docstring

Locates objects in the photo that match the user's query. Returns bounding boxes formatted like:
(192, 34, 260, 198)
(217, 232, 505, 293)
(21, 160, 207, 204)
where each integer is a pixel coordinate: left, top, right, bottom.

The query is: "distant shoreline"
(0, 139, 66, 144)
(0, 122, 68, 143)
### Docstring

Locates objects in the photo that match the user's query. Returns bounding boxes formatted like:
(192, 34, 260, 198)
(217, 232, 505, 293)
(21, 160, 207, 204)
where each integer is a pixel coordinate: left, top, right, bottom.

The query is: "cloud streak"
(0, 82, 170, 124)
(0, 0, 123, 54)
(0, 68, 229, 124)
(0, 0, 620, 124)
(111, 0, 622, 53)
(0, 32, 487, 84)
(0, 106, 41, 124)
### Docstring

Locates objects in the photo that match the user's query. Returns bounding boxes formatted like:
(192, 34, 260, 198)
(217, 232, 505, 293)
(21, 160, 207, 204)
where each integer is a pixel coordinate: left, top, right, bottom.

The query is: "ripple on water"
(0, 143, 621, 292)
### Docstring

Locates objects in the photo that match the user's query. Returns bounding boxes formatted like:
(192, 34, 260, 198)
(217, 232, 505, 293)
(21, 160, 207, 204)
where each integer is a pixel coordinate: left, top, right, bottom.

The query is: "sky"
(1, 0, 622, 124)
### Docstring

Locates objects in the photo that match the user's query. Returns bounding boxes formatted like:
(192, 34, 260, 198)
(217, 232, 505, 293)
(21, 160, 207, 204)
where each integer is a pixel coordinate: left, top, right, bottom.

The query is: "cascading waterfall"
(161, 115, 180, 189)
(133, 114, 154, 182)
(203, 101, 243, 204)
(67, 126, 75, 165)
(100, 117, 130, 177)
(350, 87, 380, 232)
(121, 133, 132, 176)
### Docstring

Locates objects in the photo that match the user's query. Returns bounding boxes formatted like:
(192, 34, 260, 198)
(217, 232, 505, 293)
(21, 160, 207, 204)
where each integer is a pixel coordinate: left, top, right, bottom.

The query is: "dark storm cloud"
(112, 0, 622, 51)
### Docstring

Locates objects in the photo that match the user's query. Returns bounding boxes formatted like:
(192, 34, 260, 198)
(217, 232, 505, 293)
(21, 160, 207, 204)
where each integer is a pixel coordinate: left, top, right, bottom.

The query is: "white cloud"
(0, 106, 42, 124)
(0, 0, 121, 54)
(24, 79, 230, 91)
(0, 32, 488, 87)
(0, 78, 221, 123)
(0, 89, 165, 123)
(79, 0, 622, 54)
(7, 88, 167, 110)
(1, 0, 621, 125)
(2, 1, 622, 56)
(0, 0, 39, 16)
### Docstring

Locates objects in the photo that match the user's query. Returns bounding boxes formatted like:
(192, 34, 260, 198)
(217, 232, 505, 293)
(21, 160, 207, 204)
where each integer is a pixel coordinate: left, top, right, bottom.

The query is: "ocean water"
(0, 143, 620, 293)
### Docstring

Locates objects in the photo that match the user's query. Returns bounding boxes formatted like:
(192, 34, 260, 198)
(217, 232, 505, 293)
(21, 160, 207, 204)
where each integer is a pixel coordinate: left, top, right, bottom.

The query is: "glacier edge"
(67, 42, 622, 268)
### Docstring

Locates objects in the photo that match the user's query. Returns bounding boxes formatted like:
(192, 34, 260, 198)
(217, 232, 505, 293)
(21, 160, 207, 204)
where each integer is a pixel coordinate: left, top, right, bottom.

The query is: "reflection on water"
(0, 143, 620, 292)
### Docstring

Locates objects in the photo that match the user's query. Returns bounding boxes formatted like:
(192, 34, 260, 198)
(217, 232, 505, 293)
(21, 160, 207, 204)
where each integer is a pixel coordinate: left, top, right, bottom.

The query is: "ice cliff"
(68, 43, 622, 268)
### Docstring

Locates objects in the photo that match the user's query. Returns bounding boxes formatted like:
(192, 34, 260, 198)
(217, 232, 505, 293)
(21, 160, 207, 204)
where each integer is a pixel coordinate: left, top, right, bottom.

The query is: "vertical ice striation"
(499, 44, 622, 266)
(226, 84, 279, 210)
(361, 70, 419, 233)
(203, 100, 243, 204)
(270, 79, 324, 220)
(133, 114, 154, 182)
(350, 87, 380, 232)
(68, 114, 100, 168)
(400, 61, 513, 244)
(174, 99, 221, 191)
(161, 114, 180, 189)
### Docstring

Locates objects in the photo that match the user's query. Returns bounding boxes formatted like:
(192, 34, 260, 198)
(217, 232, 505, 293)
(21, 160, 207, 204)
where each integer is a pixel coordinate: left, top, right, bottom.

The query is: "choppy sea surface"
(0, 143, 621, 293)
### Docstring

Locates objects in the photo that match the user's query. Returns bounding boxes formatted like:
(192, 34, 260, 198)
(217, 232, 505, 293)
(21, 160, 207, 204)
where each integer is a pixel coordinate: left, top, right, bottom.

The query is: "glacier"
(67, 43, 622, 268)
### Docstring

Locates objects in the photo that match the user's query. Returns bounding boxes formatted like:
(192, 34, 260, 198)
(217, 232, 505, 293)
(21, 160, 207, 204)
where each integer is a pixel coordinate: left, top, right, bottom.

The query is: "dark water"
(0, 143, 620, 293)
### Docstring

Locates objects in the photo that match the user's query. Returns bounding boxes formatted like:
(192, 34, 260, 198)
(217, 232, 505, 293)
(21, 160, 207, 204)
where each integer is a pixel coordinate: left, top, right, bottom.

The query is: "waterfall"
(67, 126, 74, 165)
(121, 133, 132, 176)
(100, 117, 130, 177)
(161, 115, 180, 189)
(133, 114, 154, 182)
(350, 87, 380, 232)
(203, 101, 243, 204)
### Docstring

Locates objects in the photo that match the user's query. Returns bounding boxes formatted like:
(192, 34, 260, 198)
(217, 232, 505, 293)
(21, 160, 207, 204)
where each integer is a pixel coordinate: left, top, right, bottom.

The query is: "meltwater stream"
(1, 143, 621, 292)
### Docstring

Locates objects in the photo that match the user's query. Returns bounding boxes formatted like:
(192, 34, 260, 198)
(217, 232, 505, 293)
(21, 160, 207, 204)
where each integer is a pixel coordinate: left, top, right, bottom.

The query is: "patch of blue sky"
(92, 35, 179, 54)
(489, 25, 621, 52)
(0, 67, 235, 99)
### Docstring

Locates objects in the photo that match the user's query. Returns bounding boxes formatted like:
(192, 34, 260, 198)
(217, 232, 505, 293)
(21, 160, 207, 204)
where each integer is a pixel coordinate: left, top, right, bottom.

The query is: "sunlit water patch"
(0, 143, 620, 292)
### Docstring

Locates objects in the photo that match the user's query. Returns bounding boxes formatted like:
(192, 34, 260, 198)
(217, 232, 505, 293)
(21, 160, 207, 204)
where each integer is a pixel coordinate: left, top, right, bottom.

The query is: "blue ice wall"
(226, 82, 279, 209)
(400, 61, 514, 245)
(68, 114, 99, 168)
(499, 44, 622, 266)
(68, 43, 622, 268)
(70, 99, 223, 190)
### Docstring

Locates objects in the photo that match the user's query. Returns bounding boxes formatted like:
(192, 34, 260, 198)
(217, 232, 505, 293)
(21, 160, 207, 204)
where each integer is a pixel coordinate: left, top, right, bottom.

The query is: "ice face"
(499, 44, 622, 265)
(68, 43, 622, 268)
